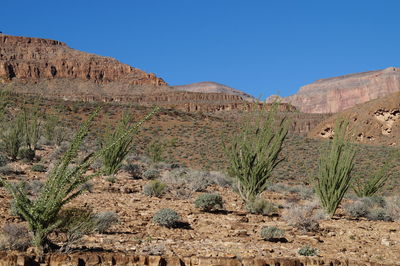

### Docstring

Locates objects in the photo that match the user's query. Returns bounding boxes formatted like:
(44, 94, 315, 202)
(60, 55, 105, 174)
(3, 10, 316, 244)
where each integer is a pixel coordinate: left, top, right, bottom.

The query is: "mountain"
(172, 82, 255, 101)
(267, 67, 400, 113)
(0, 34, 293, 113)
(0, 34, 169, 96)
(308, 92, 400, 146)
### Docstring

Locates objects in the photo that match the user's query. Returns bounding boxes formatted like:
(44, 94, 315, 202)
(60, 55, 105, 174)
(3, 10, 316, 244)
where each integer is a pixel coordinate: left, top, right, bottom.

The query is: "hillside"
(0, 34, 269, 113)
(173, 81, 255, 101)
(267, 67, 400, 113)
(308, 91, 400, 146)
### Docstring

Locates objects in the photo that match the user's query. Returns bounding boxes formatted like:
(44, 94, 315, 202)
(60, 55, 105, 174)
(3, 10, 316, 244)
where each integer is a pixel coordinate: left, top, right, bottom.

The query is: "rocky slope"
(0, 34, 167, 92)
(267, 67, 400, 113)
(0, 34, 275, 112)
(173, 82, 255, 101)
(308, 92, 400, 146)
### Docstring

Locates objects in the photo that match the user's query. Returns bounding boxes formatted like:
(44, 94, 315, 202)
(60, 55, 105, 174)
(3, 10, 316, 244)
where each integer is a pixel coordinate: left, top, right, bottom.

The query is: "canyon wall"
(268, 67, 400, 113)
(0, 34, 167, 88)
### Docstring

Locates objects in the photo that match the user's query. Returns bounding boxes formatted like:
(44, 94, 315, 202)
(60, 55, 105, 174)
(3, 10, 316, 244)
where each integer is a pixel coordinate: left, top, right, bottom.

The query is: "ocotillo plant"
(313, 119, 356, 217)
(225, 102, 288, 203)
(0, 107, 159, 254)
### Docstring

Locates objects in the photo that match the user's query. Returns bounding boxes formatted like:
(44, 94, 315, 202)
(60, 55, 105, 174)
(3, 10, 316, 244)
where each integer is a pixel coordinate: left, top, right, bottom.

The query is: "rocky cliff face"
(268, 67, 400, 113)
(0, 251, 377, 266)
(0, 34, 167, 88)
(308, 92, 400, 146)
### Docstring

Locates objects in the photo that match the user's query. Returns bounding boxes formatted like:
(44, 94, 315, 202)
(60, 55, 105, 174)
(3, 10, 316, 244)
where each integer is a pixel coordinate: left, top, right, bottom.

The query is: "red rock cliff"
(0, 34, 167, 86)
(268, 67, 400, 113)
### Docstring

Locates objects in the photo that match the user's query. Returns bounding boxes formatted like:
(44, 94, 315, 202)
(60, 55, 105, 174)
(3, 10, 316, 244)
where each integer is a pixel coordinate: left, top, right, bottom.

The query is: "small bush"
(298, 245, 318, 256)
(283, 203, 320, 232)
(344, 200, 369, 218)
(194, 193, 223, 212)
(57, 208, 97, 252)
(105, 176, 116, 183)
(18, 147, 35, 161)
(153, 208, 180, 228)
(1, 116, 24, 161)
(0, 224, 31, 251)
(366, 208, 392, 221)
(386, 196, 400, 221)
(31, 164, 47, 173)
(246, 198, 277, 215)
(146, 140, 167, 163)
(143, 180, 167, 197)
(93, 211, 118, 233)
(260, 226, 285, 241)
(345, 197, 392, 221)
(163, 168, 223, 198)
(0, 154, 8, 167)
(123, 163, 142, 179)
(143, 169, 160, 180)
(0, 166, 13, 175)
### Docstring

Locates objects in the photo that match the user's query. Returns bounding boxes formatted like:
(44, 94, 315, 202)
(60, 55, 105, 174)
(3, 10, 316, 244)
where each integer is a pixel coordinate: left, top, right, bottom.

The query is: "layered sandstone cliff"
(267, 67, 400, 113)
(0, 34, 167, 92)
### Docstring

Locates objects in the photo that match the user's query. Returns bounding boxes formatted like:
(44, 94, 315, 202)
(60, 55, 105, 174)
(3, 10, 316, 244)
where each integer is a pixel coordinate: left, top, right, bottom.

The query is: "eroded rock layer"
(0, 252, 384, 266)
(0, 34, 167, 87)
(269, 67, 400, 113)
(308, 92, 400, 146)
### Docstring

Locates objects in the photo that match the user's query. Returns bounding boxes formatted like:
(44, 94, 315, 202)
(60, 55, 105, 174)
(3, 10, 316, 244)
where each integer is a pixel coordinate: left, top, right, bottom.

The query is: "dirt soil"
(0, 148, 399, 265)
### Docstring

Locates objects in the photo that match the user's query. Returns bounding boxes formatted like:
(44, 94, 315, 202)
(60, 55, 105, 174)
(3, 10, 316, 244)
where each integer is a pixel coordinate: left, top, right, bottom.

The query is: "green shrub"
(344, 200, 369, 218)
(56, 208, 97, 252)
(18, 148, 35, 161)
(0, 107, 158, 254)
(0, 154, 8, 167)
(194, 193, 223, 212)
(21, 108, 41, 157)
(260, 226, 285, 241)
(246, 198, 277, 215)
(153, 208, 180, 228)
(345, 197, 392, 221)
(143, 180, 167, 197)
(298, 245, 318, 256)
(352, 160, 392, 197)
(123, 163, 142, 179)
(100, 113, 141, 176)
(313, 120, 355, 217)
(366, 208, 392, 221)
(143, 169, 160, 180)
(1, 115, 24, 161)
(31, 164, 47, 173)
(105, 176, 116, 183)
(224, 103, 288, 203)
(43, 115, 58, 144)
(146, 140, 167, 163)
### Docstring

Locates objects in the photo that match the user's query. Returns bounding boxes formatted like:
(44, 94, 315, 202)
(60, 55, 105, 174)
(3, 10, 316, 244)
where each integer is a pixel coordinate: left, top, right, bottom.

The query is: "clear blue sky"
(2, 0, 399, 98)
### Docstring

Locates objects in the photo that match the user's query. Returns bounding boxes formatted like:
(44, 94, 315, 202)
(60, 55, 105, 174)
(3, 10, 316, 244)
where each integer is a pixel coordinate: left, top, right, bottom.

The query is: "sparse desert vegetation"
(0, 91, 398, 265)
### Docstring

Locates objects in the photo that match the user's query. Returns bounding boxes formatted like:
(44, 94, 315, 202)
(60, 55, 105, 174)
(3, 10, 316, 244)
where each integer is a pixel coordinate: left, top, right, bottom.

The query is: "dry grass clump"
(283, 202, 322, 232)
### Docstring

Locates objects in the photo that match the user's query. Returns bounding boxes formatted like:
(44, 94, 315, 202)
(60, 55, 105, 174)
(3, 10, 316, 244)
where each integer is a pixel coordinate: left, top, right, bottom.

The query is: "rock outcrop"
(173, 81, 255, 101)
(0, 251, 381, 266)
(0, 34, 269, 112)
(308, 91, 400, 146)
(268, 67, 400, 113)
(0, 34, 167, 91)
